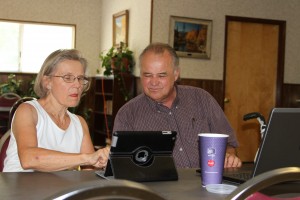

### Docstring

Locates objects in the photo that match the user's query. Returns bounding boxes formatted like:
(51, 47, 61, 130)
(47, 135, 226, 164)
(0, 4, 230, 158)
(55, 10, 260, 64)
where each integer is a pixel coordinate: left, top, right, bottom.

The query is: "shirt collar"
(144, 84, 180, 112)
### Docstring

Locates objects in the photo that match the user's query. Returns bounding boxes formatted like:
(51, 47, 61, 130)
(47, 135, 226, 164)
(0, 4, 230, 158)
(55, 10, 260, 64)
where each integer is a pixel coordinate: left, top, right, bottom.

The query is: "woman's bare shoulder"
(14, 102, 38, 122)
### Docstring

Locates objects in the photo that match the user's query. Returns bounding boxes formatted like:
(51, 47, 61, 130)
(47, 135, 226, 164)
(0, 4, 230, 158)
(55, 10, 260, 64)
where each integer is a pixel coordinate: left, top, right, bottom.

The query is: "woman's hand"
(91, 146, 110, 169)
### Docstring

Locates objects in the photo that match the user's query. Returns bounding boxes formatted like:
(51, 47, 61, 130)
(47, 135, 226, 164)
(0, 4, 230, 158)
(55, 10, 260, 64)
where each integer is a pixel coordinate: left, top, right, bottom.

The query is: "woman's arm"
(78, 115, 110, 170)
(13, 104, 108, 172)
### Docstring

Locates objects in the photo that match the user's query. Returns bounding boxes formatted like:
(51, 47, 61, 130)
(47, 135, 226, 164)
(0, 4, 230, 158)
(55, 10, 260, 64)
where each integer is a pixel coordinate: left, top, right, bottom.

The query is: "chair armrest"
(225, 167, 300, 200)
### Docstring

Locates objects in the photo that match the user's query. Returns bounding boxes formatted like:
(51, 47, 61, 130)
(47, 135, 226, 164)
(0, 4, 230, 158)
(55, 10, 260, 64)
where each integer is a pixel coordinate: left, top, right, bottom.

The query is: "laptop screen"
(111, 131, 176, 154)
(253, 108, 300, 176)
(222, 108, 300, 184)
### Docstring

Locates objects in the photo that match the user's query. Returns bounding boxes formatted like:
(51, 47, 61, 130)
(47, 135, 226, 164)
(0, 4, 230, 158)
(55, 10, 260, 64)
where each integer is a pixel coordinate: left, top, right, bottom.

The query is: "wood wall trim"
(282, 84, 300, 108)
(177, 78, 223, 107)
(1, 74, 299, 109)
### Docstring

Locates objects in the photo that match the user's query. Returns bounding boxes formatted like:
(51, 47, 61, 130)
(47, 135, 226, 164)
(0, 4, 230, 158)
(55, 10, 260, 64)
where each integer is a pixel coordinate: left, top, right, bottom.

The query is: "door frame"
(222, 16, 286, 109)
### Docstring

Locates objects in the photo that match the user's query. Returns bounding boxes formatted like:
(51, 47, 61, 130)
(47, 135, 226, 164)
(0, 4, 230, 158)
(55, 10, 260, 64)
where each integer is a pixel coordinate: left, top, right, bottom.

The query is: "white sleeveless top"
(3, 100, 83, 172)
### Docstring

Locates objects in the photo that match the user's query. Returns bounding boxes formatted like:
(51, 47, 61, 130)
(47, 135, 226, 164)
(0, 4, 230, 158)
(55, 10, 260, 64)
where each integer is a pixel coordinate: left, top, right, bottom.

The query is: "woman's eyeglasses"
(50, 75, 89, 85)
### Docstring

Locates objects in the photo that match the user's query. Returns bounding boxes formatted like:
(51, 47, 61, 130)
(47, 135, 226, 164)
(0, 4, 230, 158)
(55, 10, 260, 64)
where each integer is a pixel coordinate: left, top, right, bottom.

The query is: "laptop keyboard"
(228, 172, 251, 181)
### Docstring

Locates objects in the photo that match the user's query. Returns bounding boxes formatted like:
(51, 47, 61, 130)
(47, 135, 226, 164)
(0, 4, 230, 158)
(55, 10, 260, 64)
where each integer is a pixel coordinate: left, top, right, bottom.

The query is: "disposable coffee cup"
(198, 133, 228, 187)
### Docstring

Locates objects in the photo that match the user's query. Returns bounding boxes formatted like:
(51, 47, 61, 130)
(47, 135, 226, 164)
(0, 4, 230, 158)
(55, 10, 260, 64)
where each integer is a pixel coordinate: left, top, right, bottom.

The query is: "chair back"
(0, 93, 21, 107)
(0, 97, 36, 172)
(45, 179, 166, 200)
(225, 167, 300, 200)
(8, 97, 36, 127)
(0, 130, 10, 172)
(0, 93, 21, 136)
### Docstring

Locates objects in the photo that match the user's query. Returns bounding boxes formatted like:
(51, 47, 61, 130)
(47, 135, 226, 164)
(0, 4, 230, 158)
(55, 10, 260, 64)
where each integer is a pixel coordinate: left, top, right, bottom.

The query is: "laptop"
(222, 107, 300, 184)
(95, 131, 178, 182)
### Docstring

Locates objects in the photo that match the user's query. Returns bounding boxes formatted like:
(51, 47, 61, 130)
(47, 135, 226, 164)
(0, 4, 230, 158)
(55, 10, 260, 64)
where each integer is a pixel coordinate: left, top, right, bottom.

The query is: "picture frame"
(113, 10, 129, 47)
(169, 16, 212, 59)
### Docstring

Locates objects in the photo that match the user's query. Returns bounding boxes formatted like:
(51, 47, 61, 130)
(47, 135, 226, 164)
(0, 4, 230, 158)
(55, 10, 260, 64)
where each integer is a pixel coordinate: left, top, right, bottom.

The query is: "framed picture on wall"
(113, 10, 129, 47)
(169, 16, 212, 59)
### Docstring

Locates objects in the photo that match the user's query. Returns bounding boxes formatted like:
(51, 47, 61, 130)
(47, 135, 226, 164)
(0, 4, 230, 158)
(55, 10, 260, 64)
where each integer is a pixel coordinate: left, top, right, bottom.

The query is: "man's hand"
(224, 153, 242, 168)
(224, 146, 242, 168)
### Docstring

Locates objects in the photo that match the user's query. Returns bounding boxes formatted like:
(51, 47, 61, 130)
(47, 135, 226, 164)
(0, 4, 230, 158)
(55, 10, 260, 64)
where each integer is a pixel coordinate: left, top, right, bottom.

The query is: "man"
(113, 43, 242, 168)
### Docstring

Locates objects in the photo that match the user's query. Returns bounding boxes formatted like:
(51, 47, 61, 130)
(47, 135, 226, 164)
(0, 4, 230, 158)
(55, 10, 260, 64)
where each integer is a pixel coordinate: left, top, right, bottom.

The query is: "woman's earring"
(47, 85, 51, 90)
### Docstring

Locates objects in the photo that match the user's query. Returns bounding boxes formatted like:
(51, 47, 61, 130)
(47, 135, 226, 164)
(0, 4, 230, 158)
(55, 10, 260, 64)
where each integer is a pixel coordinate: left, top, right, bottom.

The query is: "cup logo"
(207, 147, 215, 155)
(208, 159, 215, 167)
(207, 147, 216, 167)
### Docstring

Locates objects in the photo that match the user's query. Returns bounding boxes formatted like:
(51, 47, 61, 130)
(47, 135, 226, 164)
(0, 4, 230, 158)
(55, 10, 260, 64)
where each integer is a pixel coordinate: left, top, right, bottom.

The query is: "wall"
(0, 0, 102, 76)
(1, 0, 299, 82)
(152, 0, 300, 84)
(99, 0, 152, 76)
(0, 0, 152, 77)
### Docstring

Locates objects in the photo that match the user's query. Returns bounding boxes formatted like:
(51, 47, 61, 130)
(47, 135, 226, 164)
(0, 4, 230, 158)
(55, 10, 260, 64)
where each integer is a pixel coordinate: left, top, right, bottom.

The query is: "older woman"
(3, 49, 109, 172)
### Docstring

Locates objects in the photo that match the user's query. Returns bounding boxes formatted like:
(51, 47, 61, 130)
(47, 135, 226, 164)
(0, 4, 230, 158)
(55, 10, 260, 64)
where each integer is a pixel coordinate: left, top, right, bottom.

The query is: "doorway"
(223, 16, 286, 162)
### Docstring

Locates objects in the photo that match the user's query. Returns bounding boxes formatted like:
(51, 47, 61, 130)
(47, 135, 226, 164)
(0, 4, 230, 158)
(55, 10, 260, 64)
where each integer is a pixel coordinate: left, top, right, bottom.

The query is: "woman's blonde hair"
(34, 49, 89, 98)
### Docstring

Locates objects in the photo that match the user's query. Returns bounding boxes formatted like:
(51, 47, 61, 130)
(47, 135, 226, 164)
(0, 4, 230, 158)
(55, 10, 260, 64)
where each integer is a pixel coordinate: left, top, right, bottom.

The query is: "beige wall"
(1, 0, 299, 83)
(99, 0, 152, 76)
(0, 0, 152, 77)
(152, 0, 300, 84)
(0, 0, 103, 76)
